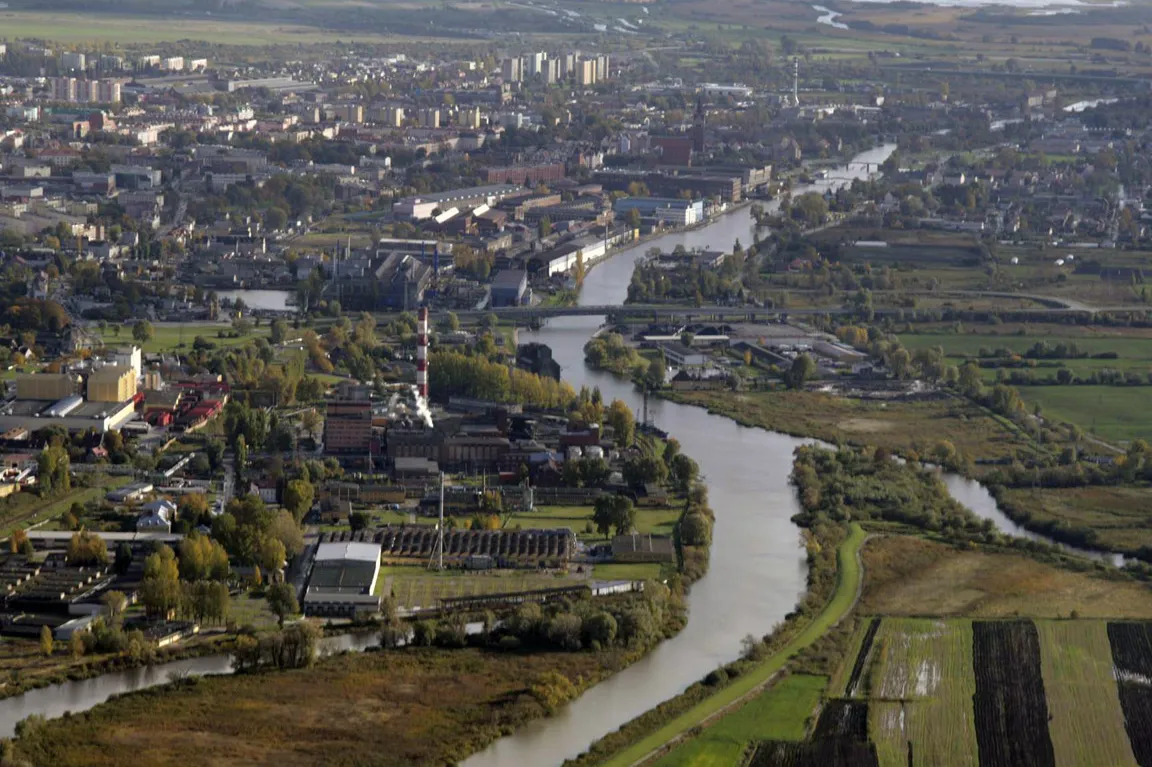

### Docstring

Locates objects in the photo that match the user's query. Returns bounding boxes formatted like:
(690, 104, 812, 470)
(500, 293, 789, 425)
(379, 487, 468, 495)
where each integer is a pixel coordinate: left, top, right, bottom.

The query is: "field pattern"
(1108, 622, 1152, 766)
(1037, 621, 1137, 767)
(746, 740, 878, 767)
(972, 621, 1055, 767)
(867, 618, 978, 767)
(844, 618, 880, 697)
(811, 701, 869, 742)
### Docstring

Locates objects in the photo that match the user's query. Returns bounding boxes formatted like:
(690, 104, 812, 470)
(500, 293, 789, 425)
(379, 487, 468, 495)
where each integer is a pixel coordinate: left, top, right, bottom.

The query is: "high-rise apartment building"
(501, 56, 522, 83)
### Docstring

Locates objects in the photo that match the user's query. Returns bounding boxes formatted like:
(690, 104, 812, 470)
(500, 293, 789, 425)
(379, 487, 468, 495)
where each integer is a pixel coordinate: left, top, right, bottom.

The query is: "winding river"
(0, 144, 1117, 754)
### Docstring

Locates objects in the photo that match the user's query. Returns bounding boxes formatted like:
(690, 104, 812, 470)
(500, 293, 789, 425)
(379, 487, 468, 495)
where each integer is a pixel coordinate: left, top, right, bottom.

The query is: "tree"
(592, 496, 616, 538)
(606, 400, 635, 447)
(958, 361, 984, 397)
(626, 207, 642, 229)
(283, 479, 315, 523)
(300, 409, 322, 441)
(68, 531, 108, 565)
(350, 511, 370, 532)
(593, 494, 635, 538)
(114, 542, 133, 574)
(784, 353, 816, 390)
(258, 536, 287, 573)
(40, 625, 53, 657)
(269, 319, 289, 345)
(670, 453, 700, 494)
(538, 216, 552, 238)
(70, 630, 86, 659)
(132, 320, 154, 344)
(102, 590, 128, 627)
(37, 445, 70, 496)
(266, 582, 299, 628)
(623, 454, 668, 488)
(141, 545, 182, 619)
(645, 351, 666, 390)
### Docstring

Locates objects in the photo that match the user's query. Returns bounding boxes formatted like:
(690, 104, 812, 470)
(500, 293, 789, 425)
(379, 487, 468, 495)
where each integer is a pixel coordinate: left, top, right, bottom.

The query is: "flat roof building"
(303, 541, 382, 618)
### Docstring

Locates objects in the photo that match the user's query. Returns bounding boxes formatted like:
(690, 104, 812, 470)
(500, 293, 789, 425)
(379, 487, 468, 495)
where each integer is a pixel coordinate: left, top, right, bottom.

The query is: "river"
(0, 143, 1113, 753)
(0, 630, 380, 739)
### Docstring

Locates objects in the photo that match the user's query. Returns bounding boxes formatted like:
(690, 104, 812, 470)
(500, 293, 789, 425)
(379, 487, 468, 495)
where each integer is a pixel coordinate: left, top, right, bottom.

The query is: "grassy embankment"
(599, 523, 866, 767)
(9, 647, 619, 767)
(663, 389, 1036, 464)
(996, 486, 1152, 557)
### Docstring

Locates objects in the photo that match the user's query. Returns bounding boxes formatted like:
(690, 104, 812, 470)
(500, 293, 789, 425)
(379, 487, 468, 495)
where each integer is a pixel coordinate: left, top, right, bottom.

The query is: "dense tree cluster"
(791, 445, 994, 540)
(430, 350, 577, 408)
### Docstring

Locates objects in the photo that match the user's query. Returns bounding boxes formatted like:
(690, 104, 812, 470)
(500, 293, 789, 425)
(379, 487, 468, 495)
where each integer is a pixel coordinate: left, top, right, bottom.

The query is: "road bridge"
(428, 303, 1151, 324)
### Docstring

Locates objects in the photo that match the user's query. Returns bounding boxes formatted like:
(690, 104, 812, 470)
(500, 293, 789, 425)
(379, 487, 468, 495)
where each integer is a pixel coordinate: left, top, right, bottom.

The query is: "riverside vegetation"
(2, 449, 717, 766)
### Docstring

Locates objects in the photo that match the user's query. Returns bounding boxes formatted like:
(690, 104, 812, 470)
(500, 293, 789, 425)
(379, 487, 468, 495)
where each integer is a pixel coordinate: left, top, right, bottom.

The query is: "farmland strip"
(845, 618, 882, 697)
(867, 619, 978, 767)
(1107, 622, 1152, 766)
(1038, 621, 1136, 767)
(972, 620, 1056, 767)
(813, 701, 870, 742)
(747, 739, 879, 767)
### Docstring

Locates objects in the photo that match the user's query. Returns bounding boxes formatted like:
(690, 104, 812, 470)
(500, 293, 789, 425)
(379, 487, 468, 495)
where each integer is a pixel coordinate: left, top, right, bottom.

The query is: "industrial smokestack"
(792, 57, 799, 107)
(417, 306, 429, 400)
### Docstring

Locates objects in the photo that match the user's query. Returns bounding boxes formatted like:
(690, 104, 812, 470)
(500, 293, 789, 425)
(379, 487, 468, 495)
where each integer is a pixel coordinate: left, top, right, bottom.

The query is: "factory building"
(87, 366, 136, 403)
(15, 374, 79, 401)
(302, 541, 383, 617)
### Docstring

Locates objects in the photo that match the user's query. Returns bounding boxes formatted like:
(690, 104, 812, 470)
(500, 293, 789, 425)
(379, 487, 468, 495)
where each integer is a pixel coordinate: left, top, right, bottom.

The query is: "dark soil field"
(1107, 622, 1152, 766)
(843, 617, 880, 697)
(971, 621, 1055, 767)
(811, 701, 870, 742)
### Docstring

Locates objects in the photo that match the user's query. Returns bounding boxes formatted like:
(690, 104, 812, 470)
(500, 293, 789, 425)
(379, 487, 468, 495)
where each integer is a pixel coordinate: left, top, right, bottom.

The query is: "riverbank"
(7, 647, 623, 766)
(0, 633, 235, 704)
(660, 389, 1038, 467)
(574, 523, 866, 767)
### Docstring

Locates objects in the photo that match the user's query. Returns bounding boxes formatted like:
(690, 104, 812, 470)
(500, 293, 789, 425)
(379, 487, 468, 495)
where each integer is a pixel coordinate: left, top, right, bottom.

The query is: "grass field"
(653, 675, 826, 767)
(898, 332, 1152, 369)
(1018, 386, 1152, 443)
(378, 565, 583, 608)
(602, 523, 867, 767)
(999, 486, 1152, 556)
(506, 505, 680, 541)
(97, 323, 268, 354)
(867, 618, 978, 767)
(861, 536, 1152, 619)
(592, 563, 665, 581)
(1037, 620, 1138, 767)
(667, 390, 1035, 462)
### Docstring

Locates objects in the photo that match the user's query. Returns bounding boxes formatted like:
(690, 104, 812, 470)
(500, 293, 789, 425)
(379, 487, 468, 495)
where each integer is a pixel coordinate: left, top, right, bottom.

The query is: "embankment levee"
(570, 523, 867, 767)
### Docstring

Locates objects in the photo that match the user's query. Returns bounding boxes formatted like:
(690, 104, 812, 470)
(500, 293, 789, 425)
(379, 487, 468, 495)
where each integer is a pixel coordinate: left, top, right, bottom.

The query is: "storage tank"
(566, 446, 583, 461)
(585, 445, 605, 460)
(43, 394, 84, 418)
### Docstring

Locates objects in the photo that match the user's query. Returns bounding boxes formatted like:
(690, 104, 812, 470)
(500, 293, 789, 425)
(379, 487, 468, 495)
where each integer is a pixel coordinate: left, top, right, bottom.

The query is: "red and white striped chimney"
(416, 307, 429, 399)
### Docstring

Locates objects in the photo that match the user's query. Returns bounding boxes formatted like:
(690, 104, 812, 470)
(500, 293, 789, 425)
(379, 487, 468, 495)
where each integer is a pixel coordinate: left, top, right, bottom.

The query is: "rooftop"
(315, 541, 381, 564)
